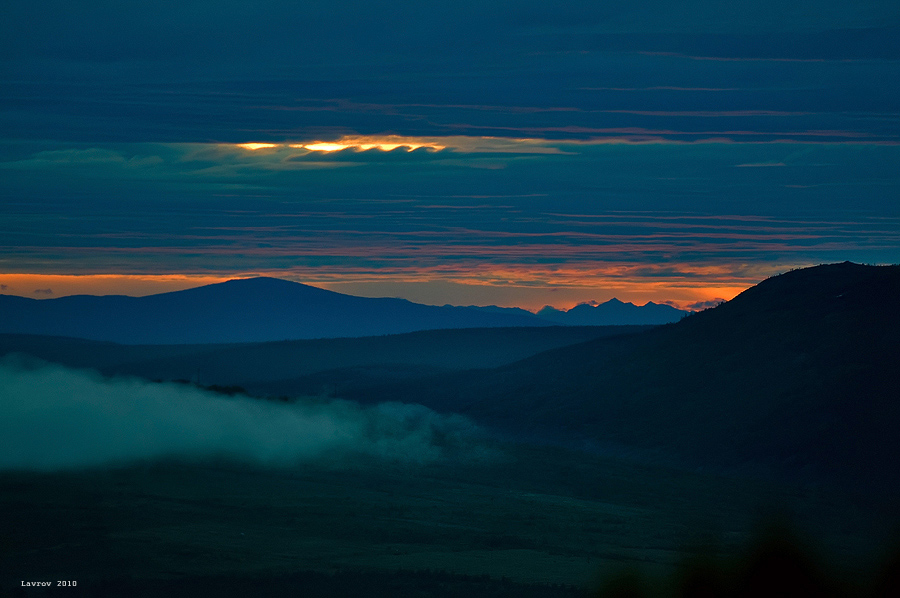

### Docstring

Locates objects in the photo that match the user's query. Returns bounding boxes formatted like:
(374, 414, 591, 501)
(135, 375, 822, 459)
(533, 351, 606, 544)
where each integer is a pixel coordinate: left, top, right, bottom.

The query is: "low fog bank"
(0, 355, 488, 471)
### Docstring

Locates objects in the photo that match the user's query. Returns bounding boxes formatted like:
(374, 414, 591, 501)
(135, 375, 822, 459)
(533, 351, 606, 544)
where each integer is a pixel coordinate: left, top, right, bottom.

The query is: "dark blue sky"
(2, 1, 898, 308)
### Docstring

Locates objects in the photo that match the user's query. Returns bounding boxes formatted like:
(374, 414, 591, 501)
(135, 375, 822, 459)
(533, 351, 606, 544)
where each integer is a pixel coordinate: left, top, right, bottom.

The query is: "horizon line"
(0, 272, 736, 312)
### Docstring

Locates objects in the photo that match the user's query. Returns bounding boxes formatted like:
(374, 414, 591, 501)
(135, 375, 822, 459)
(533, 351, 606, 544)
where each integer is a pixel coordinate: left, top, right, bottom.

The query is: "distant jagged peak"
(562, 297, 681, 313)
(533, 297, 685, 326)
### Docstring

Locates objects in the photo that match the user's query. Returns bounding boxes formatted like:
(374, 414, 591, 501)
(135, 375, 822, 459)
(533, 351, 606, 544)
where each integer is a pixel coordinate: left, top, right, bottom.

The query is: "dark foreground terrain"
(2, 440, 898, 597)
(2, 263, 899, 596)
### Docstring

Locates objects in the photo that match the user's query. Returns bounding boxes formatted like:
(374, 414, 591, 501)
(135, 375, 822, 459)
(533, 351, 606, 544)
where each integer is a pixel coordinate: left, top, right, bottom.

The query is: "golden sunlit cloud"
(299, 143, 352, 152)
(233, 136, 447, 154)
(229, 135, 567, 155)
(293, 135, 446, 152)
(236, 143, 279, 150)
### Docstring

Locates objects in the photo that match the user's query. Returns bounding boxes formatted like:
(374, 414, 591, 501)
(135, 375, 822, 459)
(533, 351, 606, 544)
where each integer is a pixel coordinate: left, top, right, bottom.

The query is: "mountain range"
(534, 299, 684, 326)
(0, 278, 685, 344)
(2, 262, 895, 488)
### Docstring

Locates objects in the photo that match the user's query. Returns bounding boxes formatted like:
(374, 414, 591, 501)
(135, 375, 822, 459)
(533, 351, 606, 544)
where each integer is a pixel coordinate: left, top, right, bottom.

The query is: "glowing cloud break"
(236, 136, 446, 153)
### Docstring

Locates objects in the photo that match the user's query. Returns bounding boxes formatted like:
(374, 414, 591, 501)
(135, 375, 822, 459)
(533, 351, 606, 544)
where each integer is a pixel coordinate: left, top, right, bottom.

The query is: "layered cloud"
(1, 136, 898, 307)
(1, 2, 898, 308)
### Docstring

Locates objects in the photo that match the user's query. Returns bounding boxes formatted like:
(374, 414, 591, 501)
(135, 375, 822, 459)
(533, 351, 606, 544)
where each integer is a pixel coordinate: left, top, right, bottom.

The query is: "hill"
(350, 263, 900, 486)
(0, 277, 551, 344)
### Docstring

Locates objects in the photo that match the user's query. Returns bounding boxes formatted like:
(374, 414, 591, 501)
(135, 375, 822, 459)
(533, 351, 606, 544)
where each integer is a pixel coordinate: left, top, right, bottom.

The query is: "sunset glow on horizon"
(0, 268, 762, 311)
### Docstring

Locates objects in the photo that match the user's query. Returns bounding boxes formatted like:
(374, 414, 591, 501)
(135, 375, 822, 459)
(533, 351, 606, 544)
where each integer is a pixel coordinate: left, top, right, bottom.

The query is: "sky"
(1, 1, 899, 310)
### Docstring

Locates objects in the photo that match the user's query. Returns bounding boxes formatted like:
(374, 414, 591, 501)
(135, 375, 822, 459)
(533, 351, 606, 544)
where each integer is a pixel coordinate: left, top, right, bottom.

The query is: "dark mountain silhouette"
(345, 262, 900, 487)
(0, 277, 552, 344)
(534, 298, 686, 325)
